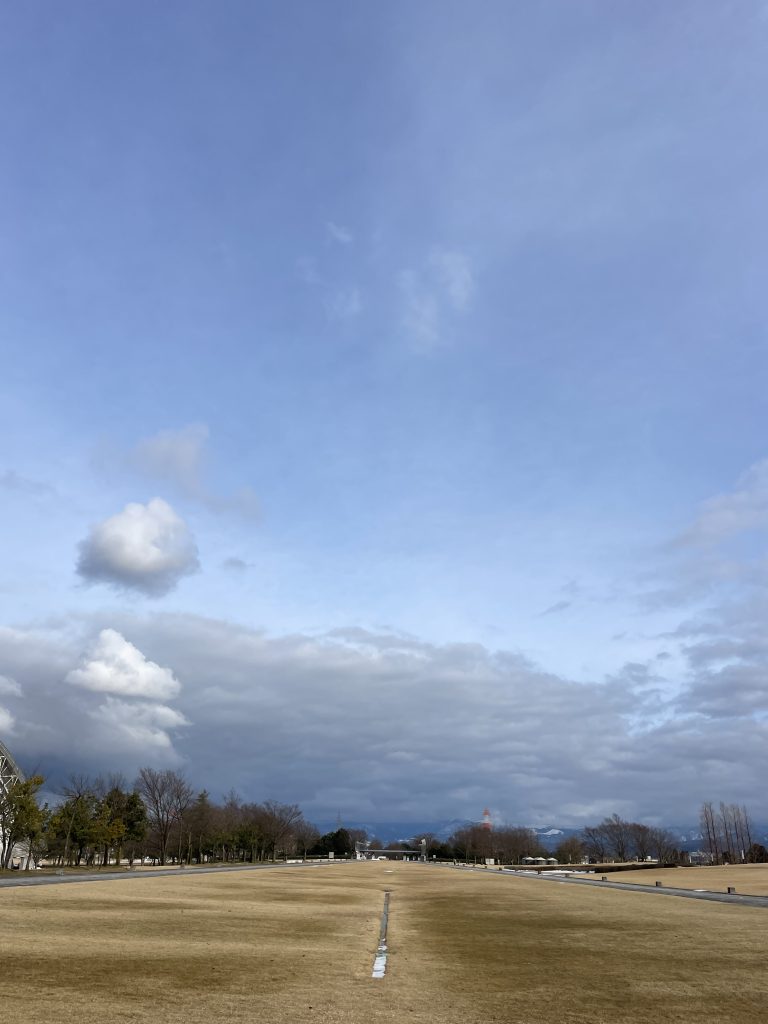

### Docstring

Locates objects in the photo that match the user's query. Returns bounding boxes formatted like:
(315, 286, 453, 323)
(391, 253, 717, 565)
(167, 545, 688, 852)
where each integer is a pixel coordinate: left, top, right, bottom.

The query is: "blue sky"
(1, 2, 768, 826)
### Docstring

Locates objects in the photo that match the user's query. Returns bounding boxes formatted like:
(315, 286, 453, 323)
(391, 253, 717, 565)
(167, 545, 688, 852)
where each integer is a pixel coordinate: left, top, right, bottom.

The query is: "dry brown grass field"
(599, 863, 768, 895)
(1, 862, 767, 1024)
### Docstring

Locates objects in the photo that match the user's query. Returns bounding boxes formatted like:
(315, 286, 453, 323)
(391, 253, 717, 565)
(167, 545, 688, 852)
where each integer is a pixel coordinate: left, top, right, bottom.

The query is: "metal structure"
(354, 839, 429, 862)
(0, 738, 24, 801)
(1, 739, 28, 869)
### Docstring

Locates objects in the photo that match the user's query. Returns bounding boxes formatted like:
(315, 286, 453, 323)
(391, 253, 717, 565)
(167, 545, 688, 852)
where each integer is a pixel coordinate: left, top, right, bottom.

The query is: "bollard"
(601, 876, 608, 881)
(727, 886, 736, 894)
(655, 881, 662, 887)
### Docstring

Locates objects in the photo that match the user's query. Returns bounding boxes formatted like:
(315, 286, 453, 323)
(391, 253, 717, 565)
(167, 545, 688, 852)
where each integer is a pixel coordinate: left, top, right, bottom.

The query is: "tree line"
(2, 770, 764, 869)
(580, 814, 680, 864)
(2, 768, 332, 869)
(364, 823, 674, 865)
(439, 819, 681, 865)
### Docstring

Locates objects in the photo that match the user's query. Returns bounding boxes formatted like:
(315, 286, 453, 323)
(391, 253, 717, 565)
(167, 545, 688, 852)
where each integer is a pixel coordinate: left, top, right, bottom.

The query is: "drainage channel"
(371, 890, 391, 979)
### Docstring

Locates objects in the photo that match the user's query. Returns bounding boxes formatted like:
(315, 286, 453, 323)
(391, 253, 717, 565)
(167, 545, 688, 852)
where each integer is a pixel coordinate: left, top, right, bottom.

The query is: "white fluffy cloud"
(89, 697, 189, 754)
(0, 626, 188, 771)
(66, 629, 181, 700)
(76, 498, 199, 596)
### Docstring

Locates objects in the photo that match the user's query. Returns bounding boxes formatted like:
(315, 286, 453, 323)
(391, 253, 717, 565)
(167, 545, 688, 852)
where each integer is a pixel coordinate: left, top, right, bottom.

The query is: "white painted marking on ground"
(372, 891, 391, 979)
(372, 948, 387, 978)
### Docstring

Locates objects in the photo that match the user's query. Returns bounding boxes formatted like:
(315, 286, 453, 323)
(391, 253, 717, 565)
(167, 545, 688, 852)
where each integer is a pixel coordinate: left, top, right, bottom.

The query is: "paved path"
(0, 860, 329, 889)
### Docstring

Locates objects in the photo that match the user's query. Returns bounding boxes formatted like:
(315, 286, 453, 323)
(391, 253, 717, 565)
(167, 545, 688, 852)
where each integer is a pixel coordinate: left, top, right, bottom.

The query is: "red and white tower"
(482, 807, 492, 831)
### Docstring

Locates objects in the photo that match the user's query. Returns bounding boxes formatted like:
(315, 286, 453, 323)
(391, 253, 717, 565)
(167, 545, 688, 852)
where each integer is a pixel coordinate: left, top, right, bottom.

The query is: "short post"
(727, 886, 736, 894)
(601, 876, 608, 881)
(655, 880, 662, 887)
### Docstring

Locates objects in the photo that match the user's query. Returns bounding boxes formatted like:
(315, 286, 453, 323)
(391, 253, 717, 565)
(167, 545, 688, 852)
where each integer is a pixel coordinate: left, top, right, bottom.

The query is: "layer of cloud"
(399, 248, 475, 348)
(76, 498, 199, 596)
(634, 458, 768, 730)
(66, 628, 181, 699)
(326, 220, 353, 244)
(3, 612, 766, 825)
(399, 270, 440, 345)
(0, 673, 22, 696)
(0, 622, 188, 771)
(221, 557, 250, 572)
(132, 424, 209, 498)
(324, 287, 363, 319)
(298, 256, 363, 321)
(0, 470, 54, 496)
(637, 458, 768, 610)
(89, 697, 189, 753)
(539, 599, 572, 617)
(129, 425, 259, 518)
(680, 459, 768, 546)
(429, 248, 474, 310)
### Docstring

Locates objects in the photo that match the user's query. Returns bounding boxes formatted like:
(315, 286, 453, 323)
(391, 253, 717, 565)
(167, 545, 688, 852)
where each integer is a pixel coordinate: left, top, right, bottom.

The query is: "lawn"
(594, 863, 768, 896)
(1, 862, 766, 1023)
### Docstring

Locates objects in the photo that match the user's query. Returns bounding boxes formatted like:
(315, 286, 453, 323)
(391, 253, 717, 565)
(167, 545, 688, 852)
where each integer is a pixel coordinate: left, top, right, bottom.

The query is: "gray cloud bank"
(1, 612, 765, 826)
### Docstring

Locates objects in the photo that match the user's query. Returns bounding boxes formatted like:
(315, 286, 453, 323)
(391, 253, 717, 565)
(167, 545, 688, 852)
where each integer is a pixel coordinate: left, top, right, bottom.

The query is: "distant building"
(688, 850, 714, 865)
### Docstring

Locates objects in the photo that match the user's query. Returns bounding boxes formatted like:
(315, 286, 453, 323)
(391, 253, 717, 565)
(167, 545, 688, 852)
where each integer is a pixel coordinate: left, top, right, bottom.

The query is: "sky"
(1, 1, 767, 827)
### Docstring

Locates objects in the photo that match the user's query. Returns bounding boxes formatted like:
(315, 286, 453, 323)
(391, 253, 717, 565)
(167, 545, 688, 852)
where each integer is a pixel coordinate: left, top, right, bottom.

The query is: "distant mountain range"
(314, 819, 768, 852)
(314, 819, 581, 848)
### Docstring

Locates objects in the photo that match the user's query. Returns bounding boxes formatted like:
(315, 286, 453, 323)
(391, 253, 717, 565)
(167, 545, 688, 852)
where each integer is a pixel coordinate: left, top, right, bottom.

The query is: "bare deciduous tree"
(135, 767, 192, 865)
(582, 825, 608, 862)
(554, 835, 585, 864)
(259, 801, 304, 861)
